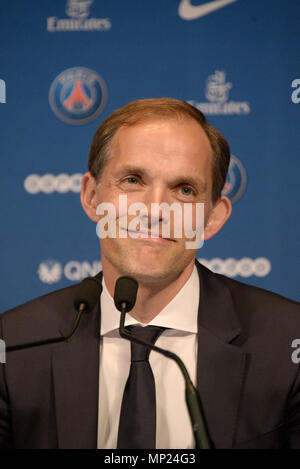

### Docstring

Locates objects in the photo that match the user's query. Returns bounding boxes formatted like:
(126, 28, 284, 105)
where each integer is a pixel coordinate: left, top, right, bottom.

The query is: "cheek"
(97, 188, 138, 210)
(204, 205, 212, 226)
(97, 189, 117, 205)
(179, 202, 210, 231)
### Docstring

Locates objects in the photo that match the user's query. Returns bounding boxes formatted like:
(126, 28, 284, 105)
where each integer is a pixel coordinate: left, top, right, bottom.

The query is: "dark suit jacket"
(1, 261, 300, 449)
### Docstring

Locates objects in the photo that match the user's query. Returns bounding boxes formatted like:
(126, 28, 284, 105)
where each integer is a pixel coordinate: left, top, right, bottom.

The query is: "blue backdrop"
(1, 0, 299, 312)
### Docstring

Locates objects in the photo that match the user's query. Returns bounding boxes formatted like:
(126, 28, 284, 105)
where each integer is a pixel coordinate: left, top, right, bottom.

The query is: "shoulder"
(197, 260, 300, 333)
(220, 271, 300, 311)
(0, 283, 80, 343)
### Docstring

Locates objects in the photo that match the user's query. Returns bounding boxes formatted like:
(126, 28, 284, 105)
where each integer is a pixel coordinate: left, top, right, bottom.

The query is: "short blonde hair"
(88, 97, 230, 203)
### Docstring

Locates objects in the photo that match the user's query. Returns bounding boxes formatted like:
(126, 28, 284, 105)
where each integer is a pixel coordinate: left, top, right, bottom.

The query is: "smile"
(126, 229, 175, 243)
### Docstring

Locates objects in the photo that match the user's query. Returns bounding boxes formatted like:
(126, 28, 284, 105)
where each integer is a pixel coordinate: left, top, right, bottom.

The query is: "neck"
(102, 259, 195, 323)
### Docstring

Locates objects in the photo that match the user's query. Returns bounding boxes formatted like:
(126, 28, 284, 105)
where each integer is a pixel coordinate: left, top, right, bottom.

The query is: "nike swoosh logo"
(178, 0, 239, 20)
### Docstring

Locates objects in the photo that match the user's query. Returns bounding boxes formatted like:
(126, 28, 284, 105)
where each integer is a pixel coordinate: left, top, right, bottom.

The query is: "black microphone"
(114, 276, 212, 450)
(114, 276, 138, 313)
(6, 277, 102, 353)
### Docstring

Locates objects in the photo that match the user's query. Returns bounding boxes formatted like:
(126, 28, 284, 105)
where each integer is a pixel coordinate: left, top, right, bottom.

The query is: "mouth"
(126, 228, 175, 243)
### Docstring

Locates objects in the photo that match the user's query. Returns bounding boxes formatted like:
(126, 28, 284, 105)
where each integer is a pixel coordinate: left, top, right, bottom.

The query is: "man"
(0, 98, 300, 449)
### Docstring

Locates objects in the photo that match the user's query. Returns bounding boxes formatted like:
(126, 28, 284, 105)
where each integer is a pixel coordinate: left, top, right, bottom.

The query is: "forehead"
(109, 118, 212, 166)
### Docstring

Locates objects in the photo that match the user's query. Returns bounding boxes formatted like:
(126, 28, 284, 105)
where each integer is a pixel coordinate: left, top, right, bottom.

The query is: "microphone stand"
(119, 303, 212, 450)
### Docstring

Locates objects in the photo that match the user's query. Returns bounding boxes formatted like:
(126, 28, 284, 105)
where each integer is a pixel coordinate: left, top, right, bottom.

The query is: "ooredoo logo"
(49, 67, 108, 125)
(37, 257, 271, 284)
(199, 257, 271, 278)
(222, 155, 247, 204)
(24, 174, 83, 194)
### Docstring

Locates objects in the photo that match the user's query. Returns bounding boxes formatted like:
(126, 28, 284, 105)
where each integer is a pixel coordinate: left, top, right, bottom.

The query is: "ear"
(80, 172, 99, 223)
(204, 196, 232, 241)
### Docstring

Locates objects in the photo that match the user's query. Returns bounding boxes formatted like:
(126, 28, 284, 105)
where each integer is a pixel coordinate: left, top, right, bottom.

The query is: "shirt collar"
(100, 264, 199, 335)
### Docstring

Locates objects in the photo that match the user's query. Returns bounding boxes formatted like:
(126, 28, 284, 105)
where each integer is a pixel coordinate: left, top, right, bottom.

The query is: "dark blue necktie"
(117, 325, 165, 449)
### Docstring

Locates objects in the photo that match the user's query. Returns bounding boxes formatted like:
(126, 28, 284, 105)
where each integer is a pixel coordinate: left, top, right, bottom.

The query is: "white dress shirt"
(97, 265, 199, 449)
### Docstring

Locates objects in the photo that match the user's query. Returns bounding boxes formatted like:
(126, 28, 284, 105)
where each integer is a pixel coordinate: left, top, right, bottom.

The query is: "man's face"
(94, 118, 214, 284)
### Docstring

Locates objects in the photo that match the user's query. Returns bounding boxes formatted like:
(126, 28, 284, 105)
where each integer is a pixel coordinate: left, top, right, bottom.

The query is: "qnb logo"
(24, 173, 83, 194)
(0, 79, 6, 103)
(49, 67, 108, 125)
(198, 257, 271, 278)
(188, 70, 250, 115)
(38, 259, 102, 284)
(222, 155, 247, 204)
(47, 0, 111, 32)
(38, 260, 63, 284)
(291, 79, 300, 104)
(37, 257, 271, 284)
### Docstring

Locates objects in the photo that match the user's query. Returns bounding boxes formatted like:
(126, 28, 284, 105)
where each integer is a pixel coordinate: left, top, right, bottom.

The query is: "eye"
(179, 186, 194, 196)
(124, 176, 139, 184)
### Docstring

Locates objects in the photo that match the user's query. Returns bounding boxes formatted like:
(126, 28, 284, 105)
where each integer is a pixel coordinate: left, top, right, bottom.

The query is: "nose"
(143, 184, 170, 207)
(140, 184, 171, 230)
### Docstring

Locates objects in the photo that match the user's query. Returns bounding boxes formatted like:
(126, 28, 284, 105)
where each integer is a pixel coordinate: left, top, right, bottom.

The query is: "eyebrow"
(114, 165, 148, 179)
(113, 165, 208, 194)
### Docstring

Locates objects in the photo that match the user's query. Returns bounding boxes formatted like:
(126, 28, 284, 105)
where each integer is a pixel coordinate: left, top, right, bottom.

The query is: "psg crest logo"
(222, 155, 247, 204)
(49, 67, 108, 125)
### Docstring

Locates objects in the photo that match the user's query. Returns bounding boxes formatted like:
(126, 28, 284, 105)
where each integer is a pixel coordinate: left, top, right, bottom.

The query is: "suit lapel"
(52, 275, 102, 449)
(195, 261, 247, 448)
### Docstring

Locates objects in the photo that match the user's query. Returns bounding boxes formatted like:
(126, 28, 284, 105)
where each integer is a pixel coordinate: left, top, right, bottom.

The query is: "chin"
(122, 258, 184, 285)
(127, 264, 167, 281)
(102, 240, 192, 283)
